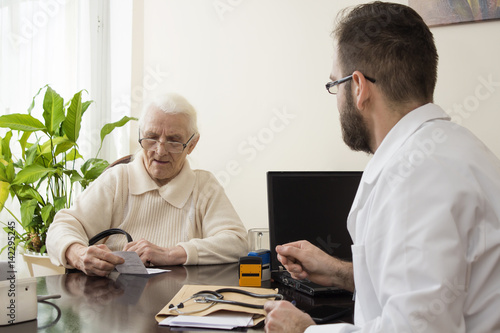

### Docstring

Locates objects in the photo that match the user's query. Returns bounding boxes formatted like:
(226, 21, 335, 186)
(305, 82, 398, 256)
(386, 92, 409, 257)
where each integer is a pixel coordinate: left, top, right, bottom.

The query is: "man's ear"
(351, 71, 372, 110)
(186, 134, 200, 154)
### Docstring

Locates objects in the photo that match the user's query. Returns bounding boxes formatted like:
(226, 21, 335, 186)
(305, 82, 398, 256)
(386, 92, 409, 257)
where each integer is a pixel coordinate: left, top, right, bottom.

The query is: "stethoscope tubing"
(169, 288, 283, 314)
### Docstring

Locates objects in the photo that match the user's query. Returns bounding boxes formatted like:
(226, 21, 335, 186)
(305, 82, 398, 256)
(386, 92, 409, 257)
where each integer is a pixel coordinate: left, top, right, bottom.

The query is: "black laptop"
(267, 171, 362, 296)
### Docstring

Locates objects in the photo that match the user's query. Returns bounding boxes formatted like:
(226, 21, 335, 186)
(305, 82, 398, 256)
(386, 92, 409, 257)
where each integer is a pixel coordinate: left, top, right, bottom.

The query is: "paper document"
(113, 251, 170, 275)
(159, 311, 254, 329)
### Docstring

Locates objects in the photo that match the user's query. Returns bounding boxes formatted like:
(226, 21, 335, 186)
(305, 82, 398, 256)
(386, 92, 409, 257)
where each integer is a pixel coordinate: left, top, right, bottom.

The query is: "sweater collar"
(129, 151, 196, 208)
(362, 103, 451, 184)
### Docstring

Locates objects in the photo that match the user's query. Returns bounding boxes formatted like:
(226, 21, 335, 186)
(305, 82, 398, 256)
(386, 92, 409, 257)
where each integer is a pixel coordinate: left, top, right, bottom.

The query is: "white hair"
(139, 92, 198, 134)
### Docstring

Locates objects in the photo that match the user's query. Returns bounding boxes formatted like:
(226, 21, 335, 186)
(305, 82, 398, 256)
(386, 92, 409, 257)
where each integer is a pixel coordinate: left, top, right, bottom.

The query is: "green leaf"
(80, 158, 109, 190)
(0, 244, 8, 255)
(41, 203, 54, 223)
(68, 169, 83, 183)
(39, 136, 68, 156)
(62, 90, 84, 143)
(19, 131, 32, 158)
(0, 224, 24, 255)
(100, 116, 138, 146)
(0, 114, 46, 132)
(1, 223, 23, 239)
(81, 158, 109, 177)
(0, 163, 7, 182)
(65, 148, 83, 162)
(0, 131, 13, 161)
(27, 85, 47, 115)
(25, 140, 41, 166)
(54, 140, 76, 157)
(20, 199, 38, 229)
(54, 196, 67, 211)
(82, 100, 93, 116)
(0, 181, 10, 212)
(43, 86, 65, 135)
(96, 116, 137, 156)
(13, 184, 44, 203)
(5, 162, 14, 182)
(12, 164, 55, 185)
(0, 163, 13, 184)
(24, 213, 43, 231)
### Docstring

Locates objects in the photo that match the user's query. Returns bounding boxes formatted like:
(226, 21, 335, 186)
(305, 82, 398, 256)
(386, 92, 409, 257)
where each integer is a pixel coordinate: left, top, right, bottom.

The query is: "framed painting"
(408, 0, 500, 26)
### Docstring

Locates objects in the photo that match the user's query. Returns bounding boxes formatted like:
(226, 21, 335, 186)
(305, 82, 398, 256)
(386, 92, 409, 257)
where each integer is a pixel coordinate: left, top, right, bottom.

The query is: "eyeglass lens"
(140, 139, 184, 153)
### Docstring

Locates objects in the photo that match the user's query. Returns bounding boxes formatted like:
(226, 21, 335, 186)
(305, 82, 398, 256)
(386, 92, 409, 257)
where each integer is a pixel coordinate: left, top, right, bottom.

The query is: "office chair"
(106, 154, 133, 169)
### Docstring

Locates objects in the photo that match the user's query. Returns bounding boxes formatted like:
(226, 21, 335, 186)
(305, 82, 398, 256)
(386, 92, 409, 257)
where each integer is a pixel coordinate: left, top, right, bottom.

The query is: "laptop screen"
(267, 171, 362, 272)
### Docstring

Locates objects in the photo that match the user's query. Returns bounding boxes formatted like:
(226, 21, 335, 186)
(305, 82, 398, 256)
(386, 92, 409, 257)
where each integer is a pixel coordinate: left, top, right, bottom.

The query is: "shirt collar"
(362, 103, 451, 184)
(129, 151, 196, 208)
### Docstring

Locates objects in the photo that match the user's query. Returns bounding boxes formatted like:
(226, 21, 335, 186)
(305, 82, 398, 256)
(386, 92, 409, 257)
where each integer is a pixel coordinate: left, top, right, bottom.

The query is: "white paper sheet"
(159, 311, 254, 329)
(113, 251, 170, 275)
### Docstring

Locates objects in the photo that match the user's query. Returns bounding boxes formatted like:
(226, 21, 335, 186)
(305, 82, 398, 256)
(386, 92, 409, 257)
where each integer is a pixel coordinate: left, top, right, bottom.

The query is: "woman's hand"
(123, 238, 187, 266)
(65, 243, 124, 276)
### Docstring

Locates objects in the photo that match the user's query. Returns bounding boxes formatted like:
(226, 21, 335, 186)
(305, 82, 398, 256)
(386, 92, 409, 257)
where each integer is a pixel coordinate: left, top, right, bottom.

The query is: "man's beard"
(339, 86, 372, 154)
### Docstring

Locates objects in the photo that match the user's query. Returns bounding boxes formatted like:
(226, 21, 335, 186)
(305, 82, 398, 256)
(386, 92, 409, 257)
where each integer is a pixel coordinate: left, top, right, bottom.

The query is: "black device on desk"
(267, 171, 362, 296)
(306, 305, 351, 324)
(275, 282, 353, 324)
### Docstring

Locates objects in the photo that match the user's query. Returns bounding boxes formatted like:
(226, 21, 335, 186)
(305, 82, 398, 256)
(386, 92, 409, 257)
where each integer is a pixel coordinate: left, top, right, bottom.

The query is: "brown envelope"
(155, 284, 281, 326)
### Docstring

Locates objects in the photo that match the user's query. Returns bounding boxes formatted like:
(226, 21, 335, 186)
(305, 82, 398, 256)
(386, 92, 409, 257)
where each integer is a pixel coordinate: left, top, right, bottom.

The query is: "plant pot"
(21, 251, 65, 277)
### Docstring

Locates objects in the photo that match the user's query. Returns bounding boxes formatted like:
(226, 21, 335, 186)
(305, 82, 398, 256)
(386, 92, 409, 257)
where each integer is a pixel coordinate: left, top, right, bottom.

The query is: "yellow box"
(239, 256, 262, 287)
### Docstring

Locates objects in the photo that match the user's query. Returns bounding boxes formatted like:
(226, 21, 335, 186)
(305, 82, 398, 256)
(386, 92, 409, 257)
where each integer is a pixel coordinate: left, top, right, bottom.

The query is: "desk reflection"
(9, 263, 352, 333)
(34, 263, 242, 333)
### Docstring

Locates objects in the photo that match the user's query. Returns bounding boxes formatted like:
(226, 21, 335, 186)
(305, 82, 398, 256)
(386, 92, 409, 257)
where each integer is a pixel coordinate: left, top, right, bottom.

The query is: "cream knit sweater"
(46, 152, 248, 267)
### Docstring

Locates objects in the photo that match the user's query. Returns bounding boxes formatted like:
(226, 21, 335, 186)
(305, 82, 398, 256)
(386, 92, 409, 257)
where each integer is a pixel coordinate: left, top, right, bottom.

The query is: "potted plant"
(0, 85, 136, 275)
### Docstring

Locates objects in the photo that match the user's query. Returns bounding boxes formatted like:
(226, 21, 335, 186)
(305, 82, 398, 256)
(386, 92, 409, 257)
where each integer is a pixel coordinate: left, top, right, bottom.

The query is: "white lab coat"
(306, 104, 500, 333)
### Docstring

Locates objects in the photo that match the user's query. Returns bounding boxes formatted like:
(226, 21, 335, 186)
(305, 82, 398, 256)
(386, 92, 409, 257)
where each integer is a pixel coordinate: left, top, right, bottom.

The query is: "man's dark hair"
(333, 1, 438, 105)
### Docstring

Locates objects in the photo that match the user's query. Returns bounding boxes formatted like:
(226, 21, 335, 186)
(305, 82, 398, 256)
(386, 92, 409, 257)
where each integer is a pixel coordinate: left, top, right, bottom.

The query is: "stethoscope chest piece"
(168, 288, 282, 315)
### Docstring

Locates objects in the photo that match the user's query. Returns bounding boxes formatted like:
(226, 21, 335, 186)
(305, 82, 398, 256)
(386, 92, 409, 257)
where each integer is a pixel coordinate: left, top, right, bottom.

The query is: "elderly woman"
(46, 93, 248, 276)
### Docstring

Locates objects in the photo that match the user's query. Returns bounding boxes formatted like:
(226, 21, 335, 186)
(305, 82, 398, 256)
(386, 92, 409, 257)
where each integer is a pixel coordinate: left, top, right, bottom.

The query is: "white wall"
(136, 0, 500, 231)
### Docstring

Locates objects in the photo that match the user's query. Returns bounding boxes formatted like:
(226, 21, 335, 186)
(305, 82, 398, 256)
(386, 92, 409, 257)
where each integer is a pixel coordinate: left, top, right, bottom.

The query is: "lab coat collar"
(129, 151, 196, 208)
(362, 103, 451, 184)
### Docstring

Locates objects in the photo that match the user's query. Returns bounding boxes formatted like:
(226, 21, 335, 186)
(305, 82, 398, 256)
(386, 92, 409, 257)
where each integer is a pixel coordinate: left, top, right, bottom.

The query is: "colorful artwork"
(409, 0, 500, 26)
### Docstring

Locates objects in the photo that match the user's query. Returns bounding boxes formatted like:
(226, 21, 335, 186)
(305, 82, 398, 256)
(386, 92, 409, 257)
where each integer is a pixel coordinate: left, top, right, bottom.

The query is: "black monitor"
(267, 171, 362, 271)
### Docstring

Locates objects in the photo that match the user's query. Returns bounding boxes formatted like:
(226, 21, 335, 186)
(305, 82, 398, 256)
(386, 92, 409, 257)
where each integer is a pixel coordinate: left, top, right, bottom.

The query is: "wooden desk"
(7, 263, 354, 332)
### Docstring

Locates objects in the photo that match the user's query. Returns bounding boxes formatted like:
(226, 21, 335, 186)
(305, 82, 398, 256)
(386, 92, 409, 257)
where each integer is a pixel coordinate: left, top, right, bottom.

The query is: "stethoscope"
(168, 288, 283, 315)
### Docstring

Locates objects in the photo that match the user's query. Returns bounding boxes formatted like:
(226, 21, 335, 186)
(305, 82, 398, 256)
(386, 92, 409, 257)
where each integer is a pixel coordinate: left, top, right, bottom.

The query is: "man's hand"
(65, 243, 124, 276)
(277, 240, 354, 292)
(123, 238, 187, 266)
(264, 301, 315, 333)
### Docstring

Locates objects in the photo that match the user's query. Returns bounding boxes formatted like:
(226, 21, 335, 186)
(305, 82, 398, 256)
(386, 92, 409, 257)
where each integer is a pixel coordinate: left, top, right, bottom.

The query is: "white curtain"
(0, 0, 132, 162)
(0, 0, 92, 122)
(0, 0, 133, 273)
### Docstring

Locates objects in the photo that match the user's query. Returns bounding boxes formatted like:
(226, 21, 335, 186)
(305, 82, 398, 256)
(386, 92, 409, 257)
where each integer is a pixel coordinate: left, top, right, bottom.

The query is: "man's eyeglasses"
(325, 74, 376, 95)
(139, 132, 197, 153)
